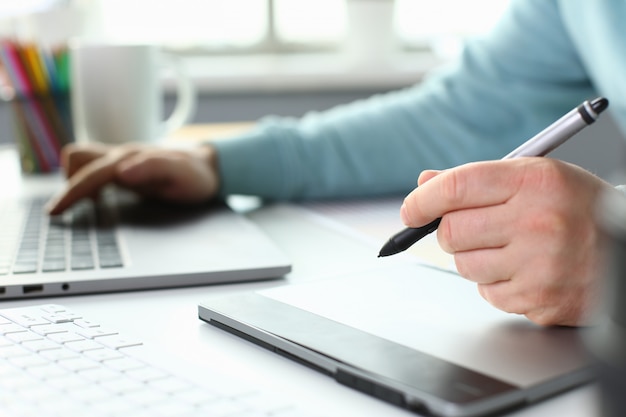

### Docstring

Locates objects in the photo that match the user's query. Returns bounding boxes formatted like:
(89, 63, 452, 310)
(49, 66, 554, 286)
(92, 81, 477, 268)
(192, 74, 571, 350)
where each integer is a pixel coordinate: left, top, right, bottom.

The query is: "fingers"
(476, 277, 584, 327)
(48, 145, 220, 215)
(114, 152, 190, 199)
(47, 147, 142, 215)
(402, 160, 523, 227)
(116, 150, 217, 201)
(116, 151, 184, 185)
(436, 203, 512, 253)
(60, 142, 111, 178)
(456, 226, 598, 326)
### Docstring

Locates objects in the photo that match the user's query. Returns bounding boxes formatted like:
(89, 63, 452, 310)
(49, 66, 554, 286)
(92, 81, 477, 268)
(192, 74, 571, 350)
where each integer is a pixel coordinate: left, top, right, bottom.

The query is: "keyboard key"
(43, 314, 77, 324)
(42, 260, 66, 272)
(84, 347, 125, 362)
(65, 339, 105, 353)
(73, 319, 100, 328)
(47, 332, 85, 344)
(149, 376, 194, 393)
(100, 256, 124, 268)
(27, 363, 71, 379)
(2, 312, 50, 327)
(0, 323, 28, 335)
(71, 257, 95, 270)
(68, 384, 116, 402)
(40, 304, 68, 314)
(12, 262, 38, 274)
(74, 326, 118, 339)
(104, 356, 146, 372)
(31, 324, 73, 336)
(89, 397, 139, 415)
(123, 387, 164, 406)
(0, 336, 12, 347)
(100, 376, 145, 394)
(96, 334, 143, 349)
(44, 373, 87, 390)
(125, 366, 169, 382)
(58, 357, 100, 372)
(8, 354, 49, 369)
(22, 339, 64, 353)
(5, 331, 44, 343)
(39, 347, 81, 362)
(79, 367, 121, 382)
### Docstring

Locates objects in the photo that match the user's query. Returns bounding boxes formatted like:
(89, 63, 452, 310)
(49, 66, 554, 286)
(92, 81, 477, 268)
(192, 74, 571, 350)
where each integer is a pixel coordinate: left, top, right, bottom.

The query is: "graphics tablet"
(198, 263, 593, 417)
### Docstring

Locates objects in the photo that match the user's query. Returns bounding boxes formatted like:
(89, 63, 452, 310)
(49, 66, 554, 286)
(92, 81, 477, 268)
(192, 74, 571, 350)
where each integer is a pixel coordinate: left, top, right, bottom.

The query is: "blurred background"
(0, 0, 624, 180)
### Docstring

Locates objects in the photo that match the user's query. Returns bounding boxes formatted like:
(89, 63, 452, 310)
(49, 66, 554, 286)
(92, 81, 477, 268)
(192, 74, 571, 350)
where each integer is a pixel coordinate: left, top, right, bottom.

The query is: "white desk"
(0, 146, 600, 417)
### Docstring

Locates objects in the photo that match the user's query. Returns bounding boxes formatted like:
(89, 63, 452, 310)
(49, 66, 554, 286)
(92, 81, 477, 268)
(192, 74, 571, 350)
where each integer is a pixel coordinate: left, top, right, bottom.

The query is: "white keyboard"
(0, 304, 317, 417)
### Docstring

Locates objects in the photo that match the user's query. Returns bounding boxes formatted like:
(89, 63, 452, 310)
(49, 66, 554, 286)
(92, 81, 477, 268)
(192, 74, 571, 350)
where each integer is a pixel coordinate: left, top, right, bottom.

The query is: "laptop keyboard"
(0, 304, 314, 417)
(0, 197, 124, 276)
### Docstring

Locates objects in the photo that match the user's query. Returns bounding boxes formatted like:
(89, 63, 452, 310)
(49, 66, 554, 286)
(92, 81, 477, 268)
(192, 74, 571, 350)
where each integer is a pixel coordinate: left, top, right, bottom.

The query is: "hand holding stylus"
(381, 98, 613, 326)
(401, 158, 612, 326)
(379, 97, 609, 257)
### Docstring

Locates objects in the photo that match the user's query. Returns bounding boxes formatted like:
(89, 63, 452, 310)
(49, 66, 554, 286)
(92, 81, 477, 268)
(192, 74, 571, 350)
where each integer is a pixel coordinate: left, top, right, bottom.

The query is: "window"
(95, 0, 347, 52)
(394, 0, 511, 57)
(96, 0, 268, 49)
(3, 0, 511, 58)
(0, 0, 512, 92)
(0, 0, 64, 37)
(274, 0, 346, 48)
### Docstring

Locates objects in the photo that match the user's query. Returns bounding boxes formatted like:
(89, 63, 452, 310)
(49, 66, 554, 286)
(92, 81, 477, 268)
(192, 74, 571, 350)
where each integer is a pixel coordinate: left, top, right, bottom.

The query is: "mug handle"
(161, 53, 196, 136)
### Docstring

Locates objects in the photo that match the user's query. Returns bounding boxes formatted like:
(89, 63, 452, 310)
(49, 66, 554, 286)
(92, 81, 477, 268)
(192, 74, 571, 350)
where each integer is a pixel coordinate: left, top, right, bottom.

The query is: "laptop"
(0, 147, 291, 300)
(198, 262, 594, 417)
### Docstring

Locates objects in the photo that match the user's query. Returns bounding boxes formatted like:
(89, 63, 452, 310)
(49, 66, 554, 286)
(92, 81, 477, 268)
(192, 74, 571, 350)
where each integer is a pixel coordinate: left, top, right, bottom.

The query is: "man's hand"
(401, 158, 611, 326)
(46, 142, 220, 215)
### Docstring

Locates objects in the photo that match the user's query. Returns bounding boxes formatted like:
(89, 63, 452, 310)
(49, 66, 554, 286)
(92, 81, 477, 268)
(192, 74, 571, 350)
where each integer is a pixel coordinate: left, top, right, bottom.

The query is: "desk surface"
(0, 144, 600, 417)
(167, 121, 255, 143)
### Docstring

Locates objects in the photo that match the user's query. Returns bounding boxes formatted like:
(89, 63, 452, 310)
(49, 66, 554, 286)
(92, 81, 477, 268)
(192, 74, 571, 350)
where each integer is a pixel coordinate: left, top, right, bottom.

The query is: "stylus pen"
(378, 97, 610, 257)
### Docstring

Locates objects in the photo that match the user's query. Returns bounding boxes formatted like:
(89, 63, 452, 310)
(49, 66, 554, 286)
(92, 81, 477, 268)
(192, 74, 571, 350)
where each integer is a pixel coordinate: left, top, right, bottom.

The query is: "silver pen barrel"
(503, 99, 604, 159)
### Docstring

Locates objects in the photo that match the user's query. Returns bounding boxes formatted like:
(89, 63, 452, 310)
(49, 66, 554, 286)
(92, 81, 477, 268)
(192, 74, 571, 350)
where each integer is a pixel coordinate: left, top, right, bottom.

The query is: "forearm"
(212, 0, 596, 201)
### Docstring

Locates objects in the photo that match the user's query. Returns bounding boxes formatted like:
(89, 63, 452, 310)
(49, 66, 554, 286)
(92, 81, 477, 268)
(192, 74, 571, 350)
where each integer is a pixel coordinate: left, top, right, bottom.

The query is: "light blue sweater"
(213, 0, 626, 200)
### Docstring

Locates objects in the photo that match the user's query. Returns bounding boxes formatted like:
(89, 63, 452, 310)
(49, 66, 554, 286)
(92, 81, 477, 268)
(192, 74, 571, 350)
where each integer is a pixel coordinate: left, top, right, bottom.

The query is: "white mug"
(69, 42, 196, 144)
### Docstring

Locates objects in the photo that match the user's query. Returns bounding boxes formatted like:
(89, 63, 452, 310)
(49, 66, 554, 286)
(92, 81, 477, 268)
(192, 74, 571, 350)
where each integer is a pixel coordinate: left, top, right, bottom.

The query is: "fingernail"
(400, 202, 409, 225)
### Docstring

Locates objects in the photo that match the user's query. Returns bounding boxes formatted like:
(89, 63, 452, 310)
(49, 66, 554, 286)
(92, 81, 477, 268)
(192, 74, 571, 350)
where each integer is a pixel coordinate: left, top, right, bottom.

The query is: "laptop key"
(71, 257, 95, 270)
(100, 256, 124, 268)
(12, 263, 38, 274)
(42, 260, 66, 272)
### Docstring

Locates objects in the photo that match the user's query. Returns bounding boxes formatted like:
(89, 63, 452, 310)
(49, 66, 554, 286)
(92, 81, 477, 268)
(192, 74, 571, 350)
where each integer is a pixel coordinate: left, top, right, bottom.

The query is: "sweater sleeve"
(212, 0, 597, 201)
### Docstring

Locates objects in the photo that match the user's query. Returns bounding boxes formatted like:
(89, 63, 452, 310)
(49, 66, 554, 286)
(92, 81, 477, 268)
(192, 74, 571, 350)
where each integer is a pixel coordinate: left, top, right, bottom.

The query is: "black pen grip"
(379, 217, 442, 257)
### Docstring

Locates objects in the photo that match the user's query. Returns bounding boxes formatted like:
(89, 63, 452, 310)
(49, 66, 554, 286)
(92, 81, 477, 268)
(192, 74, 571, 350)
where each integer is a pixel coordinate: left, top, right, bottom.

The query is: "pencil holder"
(0, 40, 73, 173)
(6, 92, 74, 173)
